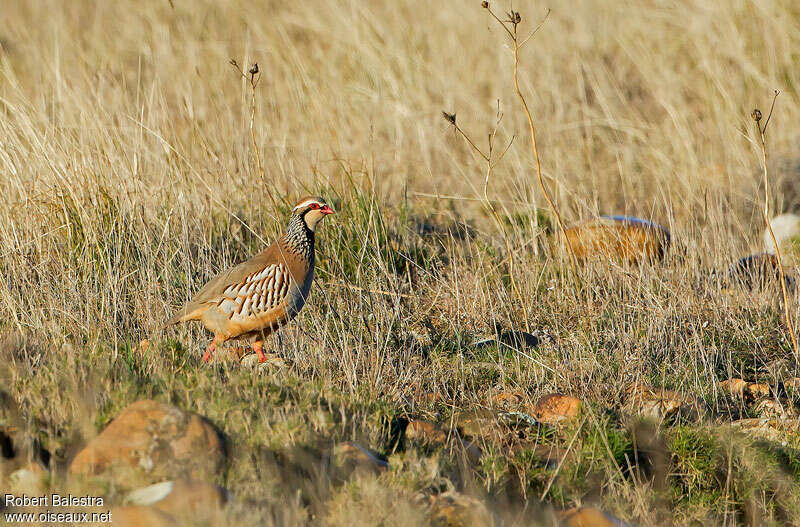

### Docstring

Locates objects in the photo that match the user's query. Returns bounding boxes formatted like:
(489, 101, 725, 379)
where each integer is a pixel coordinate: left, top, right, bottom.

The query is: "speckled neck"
(285, 212, 315, 262)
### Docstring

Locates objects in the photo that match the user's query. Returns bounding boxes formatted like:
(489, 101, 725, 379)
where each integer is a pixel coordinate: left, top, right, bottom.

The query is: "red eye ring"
(310, 203, 320, 209)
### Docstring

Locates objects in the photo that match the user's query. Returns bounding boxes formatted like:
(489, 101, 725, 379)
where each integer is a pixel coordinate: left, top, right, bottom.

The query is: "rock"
(455, 408, 544, 440)
(753, 399, 794, 420)
(69, 400, 225, 482)
(111, 505, 178, 527)
(125, 479, 228, 519)
(453, 410, 497, 439)
(533, 394, 582, 425)
(427, 492, 491, 527)
(746, 383, 771, 399)
(471, 330, 552, 351)
(496, 330, 550, 349)
(0, 413, 51, 479)
(404, 420, 481, 463)
(560, 506, 633, 527)
(726, 253, 793, 290)
(8, 462, 48, 495)
(1, 392, 21, 463)
(764, 214, 800, 265)
(240, 352, 289, 368)
(499, 411, 541, 429)
(625, 384, 703, 421)
(720, 378, 748, 397)
(720, 379, 770, 400)
(491, 391, 528, 411)
(405, 420, 449, 446)
(731, 418, 798, 442)
(333, 442, 388, 474)
(562, 216, 670, 263)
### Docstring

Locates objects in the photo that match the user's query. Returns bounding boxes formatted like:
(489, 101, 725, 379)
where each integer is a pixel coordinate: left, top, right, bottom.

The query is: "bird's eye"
(310, 203, 320, 209)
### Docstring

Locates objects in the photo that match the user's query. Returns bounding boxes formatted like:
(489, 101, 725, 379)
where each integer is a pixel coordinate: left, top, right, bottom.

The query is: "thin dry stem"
(754, 92, 799, 361)
(444, 112, 527, 328)
(485, 6, 578, 271)
(231, 59, 281, 214)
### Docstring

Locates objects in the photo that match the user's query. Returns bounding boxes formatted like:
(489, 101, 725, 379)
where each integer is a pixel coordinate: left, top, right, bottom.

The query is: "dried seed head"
(481, 1, 489, 8)
(442, 111, 457, 126)
(752, 108, 762, 122)
(249, 63, 259, 75)
(229, 59, 239, 67)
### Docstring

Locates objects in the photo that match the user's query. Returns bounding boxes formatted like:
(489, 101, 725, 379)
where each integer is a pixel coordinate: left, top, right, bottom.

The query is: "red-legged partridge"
(166, 196, 334, 363)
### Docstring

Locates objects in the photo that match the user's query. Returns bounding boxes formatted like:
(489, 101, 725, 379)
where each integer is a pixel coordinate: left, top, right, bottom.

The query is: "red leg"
(253, 340, 267, 363)
(202, 336, 222, 363)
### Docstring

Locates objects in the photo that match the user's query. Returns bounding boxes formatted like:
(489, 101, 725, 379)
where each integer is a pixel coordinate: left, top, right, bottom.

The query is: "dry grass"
(2, 0, 800, 525)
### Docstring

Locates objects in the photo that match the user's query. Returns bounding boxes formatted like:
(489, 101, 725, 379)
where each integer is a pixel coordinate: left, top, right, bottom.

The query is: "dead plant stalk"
(483, 4, 578, 269)
(753, 92, 800, 360)
(442, 110, 525, 327)
(230, 59, 280, 214)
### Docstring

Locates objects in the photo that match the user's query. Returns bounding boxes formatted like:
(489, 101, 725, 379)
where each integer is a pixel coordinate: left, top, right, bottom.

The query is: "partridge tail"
(163, 304, 207, 329)
(163, 314, 185, 328)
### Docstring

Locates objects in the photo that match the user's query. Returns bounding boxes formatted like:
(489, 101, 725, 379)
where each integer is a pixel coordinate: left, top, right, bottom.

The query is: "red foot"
(202, 338, 218, 363)
(253, 342, 267, 363)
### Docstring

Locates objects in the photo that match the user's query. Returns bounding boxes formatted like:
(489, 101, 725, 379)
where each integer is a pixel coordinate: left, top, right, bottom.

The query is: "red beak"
(320, 205, 335, 215)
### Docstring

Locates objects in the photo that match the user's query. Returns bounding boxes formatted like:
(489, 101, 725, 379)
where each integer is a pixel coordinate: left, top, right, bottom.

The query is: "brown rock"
(625, 384, 703, 420)
(720, 379, 772, 402)
(720, 378, 748, 397)
(533, 394, 582, 425)
(731, 418, 790, 442)
(453, 410, 497, 439)
(111, 505, 177, 527)
(560, 506, 632, 527)
(753, 399, 794, 420)
(491, 391, 527, 411)
(562, 217, 670, 263)
(428, 492, 491, 527)
(746, 383, 771, 399)
(333, 442, 388, 473)
(69, 400, 225, 482)
(405, 420, 449, 446)
(126, 479, 227, 519)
